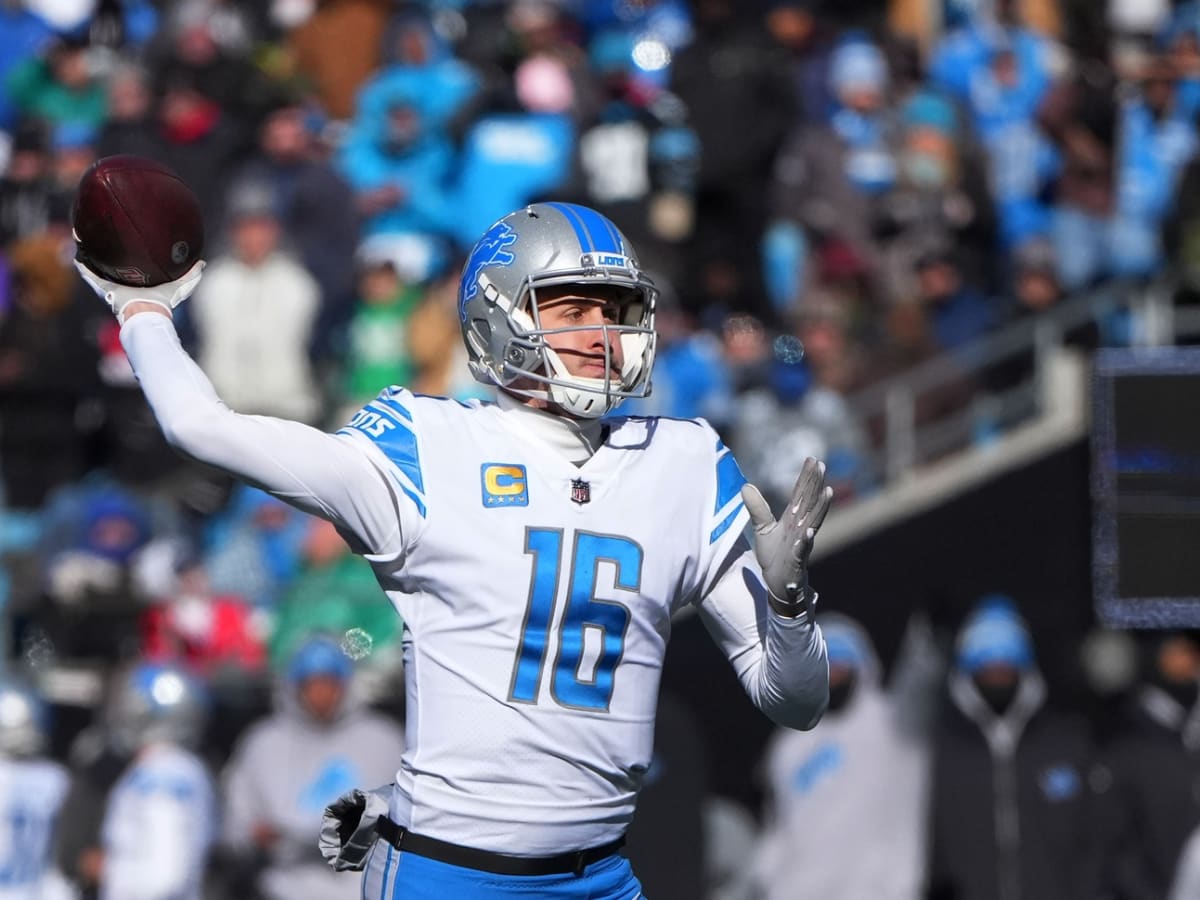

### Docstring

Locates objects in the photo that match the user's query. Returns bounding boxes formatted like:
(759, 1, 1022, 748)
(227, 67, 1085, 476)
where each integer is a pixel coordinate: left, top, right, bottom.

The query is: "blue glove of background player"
(741, 457, 832, 617)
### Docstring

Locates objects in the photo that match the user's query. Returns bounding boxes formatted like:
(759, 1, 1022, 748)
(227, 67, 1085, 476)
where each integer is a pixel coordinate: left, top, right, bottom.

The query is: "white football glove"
(741, 457, 833, 617)
(74, 258, 205, 324)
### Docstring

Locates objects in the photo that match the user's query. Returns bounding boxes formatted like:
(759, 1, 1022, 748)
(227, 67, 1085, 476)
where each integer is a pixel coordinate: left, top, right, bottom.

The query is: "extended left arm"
(695, 457, 834, 730)
(696, 538, 828, 730)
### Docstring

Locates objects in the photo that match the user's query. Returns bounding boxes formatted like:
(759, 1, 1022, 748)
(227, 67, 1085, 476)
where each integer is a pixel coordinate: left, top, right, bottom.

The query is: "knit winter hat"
(956, 594, 1034, 673)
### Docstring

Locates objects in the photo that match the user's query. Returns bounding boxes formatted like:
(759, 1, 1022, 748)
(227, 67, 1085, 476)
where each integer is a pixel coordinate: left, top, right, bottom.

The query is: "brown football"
(72, 155, 204, 287)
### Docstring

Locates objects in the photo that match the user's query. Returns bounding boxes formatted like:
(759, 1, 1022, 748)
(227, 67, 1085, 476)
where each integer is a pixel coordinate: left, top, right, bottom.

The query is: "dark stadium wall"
(662, 438, 1095, 817)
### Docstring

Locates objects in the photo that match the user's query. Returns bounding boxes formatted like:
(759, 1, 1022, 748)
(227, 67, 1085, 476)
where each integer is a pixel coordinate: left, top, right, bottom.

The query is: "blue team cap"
(902, 91, 957, 135)
(824, 627, 866, 669)
(287, 635, 353, 685)
(829, 37, 888, 94)
(955, 594, 1034, 673)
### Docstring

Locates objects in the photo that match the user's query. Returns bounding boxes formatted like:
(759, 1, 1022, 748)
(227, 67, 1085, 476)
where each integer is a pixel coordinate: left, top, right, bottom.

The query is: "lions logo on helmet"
(458, 202, 658, 418)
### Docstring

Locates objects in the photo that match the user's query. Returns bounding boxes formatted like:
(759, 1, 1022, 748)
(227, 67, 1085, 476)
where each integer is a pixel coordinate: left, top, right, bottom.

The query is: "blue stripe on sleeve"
(710, 501, 745, 544)
(372, 418, 425, 495)
(379, 397, 413, 421)
(396, 479, 427, 519)
(714, 441, 747, 514)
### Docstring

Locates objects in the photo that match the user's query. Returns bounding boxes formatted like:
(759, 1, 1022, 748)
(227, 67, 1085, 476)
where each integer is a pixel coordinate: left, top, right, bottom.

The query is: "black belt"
(374, 816, 624, 877)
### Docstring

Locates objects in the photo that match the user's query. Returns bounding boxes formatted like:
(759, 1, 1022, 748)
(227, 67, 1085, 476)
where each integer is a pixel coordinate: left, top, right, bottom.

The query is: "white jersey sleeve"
(120, 314, 408, 560)
(684, 422, 828, 731)
(696, 545, 829, 730)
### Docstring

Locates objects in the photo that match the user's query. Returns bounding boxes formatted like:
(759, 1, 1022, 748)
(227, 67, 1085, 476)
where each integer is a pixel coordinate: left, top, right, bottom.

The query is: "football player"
(0, 675, 73, 900)
(76, 202, 833, 900)
(97, 662, 215, 900)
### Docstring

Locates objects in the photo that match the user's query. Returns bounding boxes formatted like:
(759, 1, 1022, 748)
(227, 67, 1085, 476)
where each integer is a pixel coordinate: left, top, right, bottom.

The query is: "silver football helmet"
(0, 675, 48, 758)
(104, 661, 207, 755)
(458, 202, 657, 418)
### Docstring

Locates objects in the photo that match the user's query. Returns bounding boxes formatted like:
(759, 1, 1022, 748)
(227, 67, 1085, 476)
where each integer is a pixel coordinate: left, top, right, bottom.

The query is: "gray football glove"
(74, 258, 205, 324)
(318, 784, 391, 872)
(741, 457, 833, 617)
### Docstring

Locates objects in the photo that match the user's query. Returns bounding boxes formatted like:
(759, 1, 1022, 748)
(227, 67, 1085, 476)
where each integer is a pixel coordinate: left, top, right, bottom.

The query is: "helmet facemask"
(459, 203, 659, 419)
(466, 270, 658, 419)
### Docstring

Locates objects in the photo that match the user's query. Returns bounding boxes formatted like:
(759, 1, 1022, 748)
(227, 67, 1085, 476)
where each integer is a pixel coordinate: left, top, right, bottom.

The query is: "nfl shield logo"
(570, 478, 591, 505)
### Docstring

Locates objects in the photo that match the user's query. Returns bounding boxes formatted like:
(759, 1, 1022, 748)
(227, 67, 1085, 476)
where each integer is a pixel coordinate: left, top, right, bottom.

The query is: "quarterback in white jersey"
(76, 201, 832, 900)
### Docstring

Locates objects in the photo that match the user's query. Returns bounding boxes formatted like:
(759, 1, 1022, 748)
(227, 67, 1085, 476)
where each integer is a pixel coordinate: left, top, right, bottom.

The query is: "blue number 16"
(509, 528, 642, 712)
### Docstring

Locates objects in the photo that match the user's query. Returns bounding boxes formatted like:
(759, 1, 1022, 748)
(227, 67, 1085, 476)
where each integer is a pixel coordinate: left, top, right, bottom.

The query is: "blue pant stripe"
(380, 845, 394, 900)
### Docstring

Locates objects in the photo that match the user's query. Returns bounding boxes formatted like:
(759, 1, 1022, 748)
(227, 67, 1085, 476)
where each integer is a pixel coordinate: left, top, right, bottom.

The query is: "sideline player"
(0, 675, 73, 900)
(76, 202, 833, 899)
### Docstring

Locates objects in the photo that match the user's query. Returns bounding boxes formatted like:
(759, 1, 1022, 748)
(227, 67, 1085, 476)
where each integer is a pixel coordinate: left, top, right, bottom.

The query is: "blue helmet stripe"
(546, 202, 623, 255)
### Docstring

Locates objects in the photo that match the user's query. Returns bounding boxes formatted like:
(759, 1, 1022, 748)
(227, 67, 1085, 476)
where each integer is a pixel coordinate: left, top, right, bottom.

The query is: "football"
(72, 155, 204, 287)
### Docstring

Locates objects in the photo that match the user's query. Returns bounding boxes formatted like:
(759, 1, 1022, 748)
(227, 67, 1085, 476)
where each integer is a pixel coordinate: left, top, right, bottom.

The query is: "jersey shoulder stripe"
(337, 393, 428, 518)
(711, 439, 746, 544)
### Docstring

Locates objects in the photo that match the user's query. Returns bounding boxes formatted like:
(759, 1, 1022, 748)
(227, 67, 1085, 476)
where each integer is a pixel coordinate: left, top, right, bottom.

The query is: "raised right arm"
(120, 310, 404, 558)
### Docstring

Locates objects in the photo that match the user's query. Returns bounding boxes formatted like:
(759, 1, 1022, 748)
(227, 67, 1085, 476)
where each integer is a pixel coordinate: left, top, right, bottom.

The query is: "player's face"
(533, 284, 630, 381)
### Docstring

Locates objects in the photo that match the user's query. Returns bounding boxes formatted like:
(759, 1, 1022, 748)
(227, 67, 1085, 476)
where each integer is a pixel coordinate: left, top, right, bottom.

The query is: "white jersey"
(100, 744, 215, 900)
(120, 314, 829, 858)
(0, 758, 69, 900)
(337, 389, 749, 853)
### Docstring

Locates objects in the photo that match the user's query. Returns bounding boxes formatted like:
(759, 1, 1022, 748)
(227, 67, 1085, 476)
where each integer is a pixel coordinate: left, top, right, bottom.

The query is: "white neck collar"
(496, 391, 606, 465)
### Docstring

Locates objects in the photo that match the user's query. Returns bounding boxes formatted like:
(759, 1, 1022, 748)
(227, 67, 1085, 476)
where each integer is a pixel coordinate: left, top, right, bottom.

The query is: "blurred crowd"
(1, 0, 1200, 898)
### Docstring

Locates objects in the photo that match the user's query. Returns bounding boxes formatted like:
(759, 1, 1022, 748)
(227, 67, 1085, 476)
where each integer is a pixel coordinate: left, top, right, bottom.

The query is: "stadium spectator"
(769, 35, 900, 307)
(230, 98, 360, 363)
(149, 0, 274, 139)
(336, 80, 455, 259)
(267, 517, 403, 684)
(753, 613, 932, 900)
(218, 634, 404, 900)
(4, 32, 108, 132)
(338, 234, 427, 414)
(909, 246, 998, 352)
(153, 72, 250, 234)
(672, 0, 793, 323)
(925, 595, 1100, 900)
(94, 62, 162, 166)
(35, 480, 165, 667)
(0, 1, 54, 131)
(0, 232, 98, 511)
(1094, 631, 1200, 899)
(201, 485, 312, 612)
(929, 0, 1060, 251)
(189, 181, 323, 424)
(0, 122, 56, 246)
(284, 0, 391, 123)
(874, 92, 999, 301)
